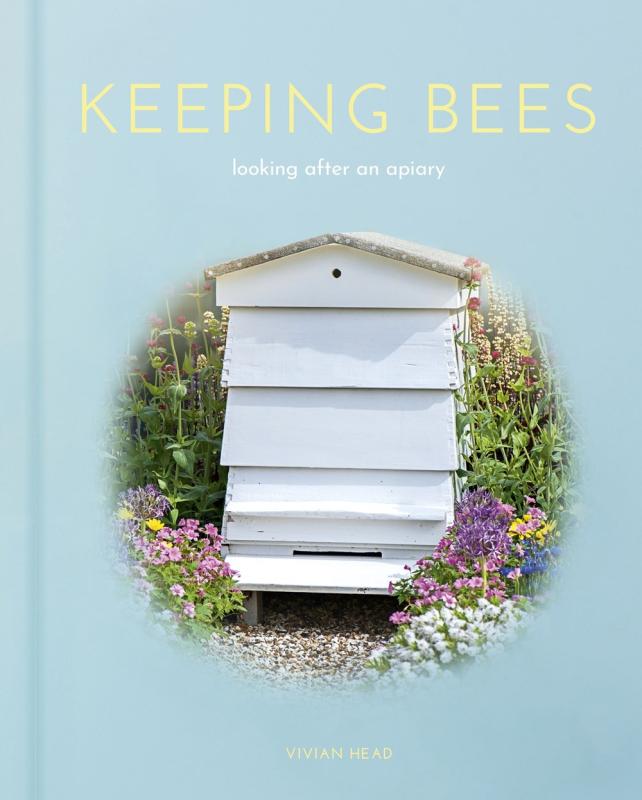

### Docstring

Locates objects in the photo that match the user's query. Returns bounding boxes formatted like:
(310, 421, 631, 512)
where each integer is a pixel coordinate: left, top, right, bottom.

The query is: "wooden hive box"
(204, 232, 478, 620)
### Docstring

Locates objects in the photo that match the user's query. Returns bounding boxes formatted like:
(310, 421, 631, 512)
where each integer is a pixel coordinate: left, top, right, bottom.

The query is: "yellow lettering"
(81, 83, 116, 133)
(130, 83, 161, 134)
(264, 83, 272, 133)
(288, 83, 333, 133)
(519, 83, 550, 133)
(428, 84, 458, 133)
(348, 83, 387, 133)
(565, 83, 596, 133)
(471, 83, 503, 133)
(223, 84, 252, 133)
(177, 84, 208, 133)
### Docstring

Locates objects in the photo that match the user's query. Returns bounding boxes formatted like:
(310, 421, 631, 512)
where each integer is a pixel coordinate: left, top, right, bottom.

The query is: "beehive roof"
(204, 232, 483, 282)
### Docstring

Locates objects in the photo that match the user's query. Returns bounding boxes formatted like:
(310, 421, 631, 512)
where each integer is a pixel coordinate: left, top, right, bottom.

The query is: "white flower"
(369, 598, 530, 682)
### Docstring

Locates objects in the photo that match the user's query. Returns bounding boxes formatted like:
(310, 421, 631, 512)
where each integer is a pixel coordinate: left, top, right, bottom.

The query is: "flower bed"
(108, 282, 247, 635)
(368, 263, 573, 680)
(117, 484, 245, 632)
(368, 489, 559, 678)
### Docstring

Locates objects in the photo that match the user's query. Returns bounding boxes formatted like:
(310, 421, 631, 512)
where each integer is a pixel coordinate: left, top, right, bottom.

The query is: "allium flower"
(118, 485, 170, 525)
(451, 489, 511, 561)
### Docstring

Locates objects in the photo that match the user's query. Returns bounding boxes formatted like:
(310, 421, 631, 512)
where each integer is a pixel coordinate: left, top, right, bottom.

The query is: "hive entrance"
(292, 550, 383, 558)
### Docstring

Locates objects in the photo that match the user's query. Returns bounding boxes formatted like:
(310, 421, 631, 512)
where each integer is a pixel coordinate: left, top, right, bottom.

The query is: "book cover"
(3, 2, 640, 799)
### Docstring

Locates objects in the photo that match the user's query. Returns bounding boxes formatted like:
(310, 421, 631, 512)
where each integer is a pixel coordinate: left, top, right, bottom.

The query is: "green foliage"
(456, 282, 576, 524)
(107, 282, 229, 523)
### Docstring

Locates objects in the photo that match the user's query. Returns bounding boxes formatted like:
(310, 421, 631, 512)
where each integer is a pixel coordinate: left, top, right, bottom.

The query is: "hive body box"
(205, 233, 476, 617)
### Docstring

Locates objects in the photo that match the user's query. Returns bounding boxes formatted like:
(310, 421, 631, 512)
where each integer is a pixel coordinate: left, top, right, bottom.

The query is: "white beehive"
(204, 232, 478, 617)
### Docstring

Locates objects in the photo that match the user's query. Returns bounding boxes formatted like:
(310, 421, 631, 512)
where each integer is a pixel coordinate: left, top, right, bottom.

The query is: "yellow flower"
(146, 519, 164, 532)
(524, 514, 532, 521)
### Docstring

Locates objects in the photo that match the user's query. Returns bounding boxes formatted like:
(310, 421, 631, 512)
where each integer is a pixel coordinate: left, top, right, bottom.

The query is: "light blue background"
(3, 1, 641, 798)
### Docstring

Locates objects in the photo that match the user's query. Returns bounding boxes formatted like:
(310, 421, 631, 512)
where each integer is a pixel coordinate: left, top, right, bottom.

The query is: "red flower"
(520, 356, 538, 367)
(163, 364, 176, 373)
(176, 315, 187, 326)
(491, 350, 501, 360)
(467, 297, 481, 311)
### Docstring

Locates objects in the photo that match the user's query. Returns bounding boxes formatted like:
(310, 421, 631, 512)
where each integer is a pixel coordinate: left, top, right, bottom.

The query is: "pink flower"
(389, 611, 412, 625)
(520, 355, 538, 367)
(464, 257, 481, 268)
(182, 602, 196, 618)
(176, 315, 187, 326)
(491, 350, 501, 360)
(170, 584, 185, 597)
(507, 568, 521, 580)
(471, 268, 483, 282)
(467, 297, 481, 311)
(524, 495, 536, 505)
(203, 282, 212, 291)
(168, 547, 182, 562)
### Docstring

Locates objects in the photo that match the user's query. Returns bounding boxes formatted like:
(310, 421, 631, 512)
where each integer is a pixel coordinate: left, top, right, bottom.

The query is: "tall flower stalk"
(107, 280, 229, 523)
(455, 266, 575, 525)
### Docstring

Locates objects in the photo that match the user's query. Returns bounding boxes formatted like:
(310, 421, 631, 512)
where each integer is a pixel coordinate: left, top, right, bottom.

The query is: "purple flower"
(451, 489, 511, 561)
(169, 584, 185, 597)
(182, 601, 196, 618)
(117, 485, 170, 535)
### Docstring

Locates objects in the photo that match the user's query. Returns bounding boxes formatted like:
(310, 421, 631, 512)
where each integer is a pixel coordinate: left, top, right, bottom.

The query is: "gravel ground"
(205, 592, 397, 689)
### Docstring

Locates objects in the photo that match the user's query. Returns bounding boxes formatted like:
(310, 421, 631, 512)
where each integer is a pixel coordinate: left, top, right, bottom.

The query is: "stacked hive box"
(204, 233, 477, 612)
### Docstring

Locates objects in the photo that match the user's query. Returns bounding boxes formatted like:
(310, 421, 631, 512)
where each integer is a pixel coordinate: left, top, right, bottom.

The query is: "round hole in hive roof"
(332, 268, 342, 278)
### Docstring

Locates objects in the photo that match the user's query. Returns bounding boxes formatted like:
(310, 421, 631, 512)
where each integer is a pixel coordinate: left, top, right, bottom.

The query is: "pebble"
(204, 592, 397, 690)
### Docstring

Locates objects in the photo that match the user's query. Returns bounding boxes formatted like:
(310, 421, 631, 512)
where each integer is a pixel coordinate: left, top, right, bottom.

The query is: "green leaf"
(172, 449, 195, 474)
